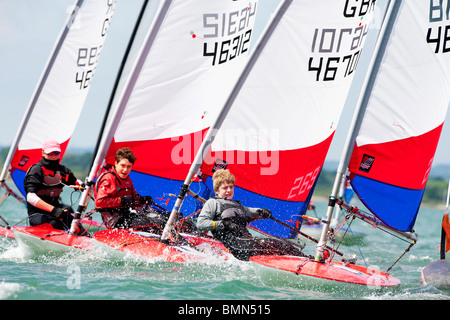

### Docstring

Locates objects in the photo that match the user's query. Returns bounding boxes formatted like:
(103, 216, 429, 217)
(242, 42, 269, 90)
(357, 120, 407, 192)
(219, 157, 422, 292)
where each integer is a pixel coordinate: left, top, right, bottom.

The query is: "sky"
(1, 0, 449, 166)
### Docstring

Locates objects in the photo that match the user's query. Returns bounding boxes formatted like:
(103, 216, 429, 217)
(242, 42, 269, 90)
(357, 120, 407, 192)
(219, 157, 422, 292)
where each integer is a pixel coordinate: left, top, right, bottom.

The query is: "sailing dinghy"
(18, 0, 260, 261)
(251, 0, 450, 288)
(2, 0, 116, 245)
(158, 0, 379, 272)
(196, 0, 376, 241)
(84, 0, 262, 262)
(420, 179, 450, 289)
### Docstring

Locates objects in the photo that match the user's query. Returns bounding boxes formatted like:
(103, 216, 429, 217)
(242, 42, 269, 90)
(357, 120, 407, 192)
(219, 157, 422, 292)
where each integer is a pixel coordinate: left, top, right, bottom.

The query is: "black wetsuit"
(24, 157, 77, 230)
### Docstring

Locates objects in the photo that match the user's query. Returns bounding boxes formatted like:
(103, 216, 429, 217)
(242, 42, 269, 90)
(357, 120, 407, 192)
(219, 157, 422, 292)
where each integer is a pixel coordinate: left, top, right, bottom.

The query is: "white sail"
(346, 0, 450, 232)
(165, 0, 376, 239)
(0, 0, 116, 197)
(317, 0, 450, 259)
(71, 0, 261, 231)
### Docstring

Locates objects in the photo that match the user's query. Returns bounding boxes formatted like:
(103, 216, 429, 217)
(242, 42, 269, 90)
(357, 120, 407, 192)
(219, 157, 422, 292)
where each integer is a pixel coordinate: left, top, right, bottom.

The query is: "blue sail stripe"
(129, 171, 211, 217)
(11, 169, 27, 197)
(200, 175, 310, 238)
(350, 175, 423, 232)
(130, 171, 308, 238)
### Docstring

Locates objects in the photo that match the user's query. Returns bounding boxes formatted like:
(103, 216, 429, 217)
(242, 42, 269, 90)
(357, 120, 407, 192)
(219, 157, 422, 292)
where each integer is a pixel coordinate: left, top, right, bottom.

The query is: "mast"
(161, 0, 293, 241)
(0, 0, 85, 185)
(314, 0, 402, 261)
(69, 0, 173, 234)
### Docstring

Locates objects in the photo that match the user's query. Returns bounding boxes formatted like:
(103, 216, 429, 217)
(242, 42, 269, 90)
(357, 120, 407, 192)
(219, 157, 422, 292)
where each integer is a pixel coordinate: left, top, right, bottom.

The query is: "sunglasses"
(46, 151, 61, 156)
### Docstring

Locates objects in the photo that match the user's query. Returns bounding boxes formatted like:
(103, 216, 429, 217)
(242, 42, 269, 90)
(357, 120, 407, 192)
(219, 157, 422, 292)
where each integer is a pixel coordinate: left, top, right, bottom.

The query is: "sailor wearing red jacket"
(94, 147, 153, 229)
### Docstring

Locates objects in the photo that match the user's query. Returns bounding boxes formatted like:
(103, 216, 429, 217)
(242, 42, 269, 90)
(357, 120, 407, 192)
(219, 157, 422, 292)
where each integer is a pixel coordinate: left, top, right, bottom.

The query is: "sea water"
(1, 189, 449, 302)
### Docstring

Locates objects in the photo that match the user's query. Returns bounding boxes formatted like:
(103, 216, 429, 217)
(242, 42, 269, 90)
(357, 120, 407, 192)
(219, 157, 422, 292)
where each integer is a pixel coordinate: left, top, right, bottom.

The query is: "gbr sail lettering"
(426, 0, 450, 54)
(202, 3, 256, 66)
(308, 0, 376, 81)
(75, 0, 115, 90)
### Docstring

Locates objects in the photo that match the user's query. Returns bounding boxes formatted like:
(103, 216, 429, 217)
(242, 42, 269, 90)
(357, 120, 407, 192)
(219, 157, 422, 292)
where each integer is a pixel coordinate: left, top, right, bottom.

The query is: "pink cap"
(42, 139, 61, 154)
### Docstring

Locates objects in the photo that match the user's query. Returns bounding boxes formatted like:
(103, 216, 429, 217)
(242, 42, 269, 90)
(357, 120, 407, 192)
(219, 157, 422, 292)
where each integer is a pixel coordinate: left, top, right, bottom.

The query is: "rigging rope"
(332, 200, 417, 272)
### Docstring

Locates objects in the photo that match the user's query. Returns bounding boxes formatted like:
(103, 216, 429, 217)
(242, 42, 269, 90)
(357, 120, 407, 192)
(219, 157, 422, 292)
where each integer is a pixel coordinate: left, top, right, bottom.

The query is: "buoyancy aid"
(24, 157, 75, 202)
(94, 170, 122, 196)
(215, 197, 262, 223)
(214, 198, 243, 214)
(211, 198, 253, 239)
(94, 168, 140, 229)
(94, 169, 139, 209)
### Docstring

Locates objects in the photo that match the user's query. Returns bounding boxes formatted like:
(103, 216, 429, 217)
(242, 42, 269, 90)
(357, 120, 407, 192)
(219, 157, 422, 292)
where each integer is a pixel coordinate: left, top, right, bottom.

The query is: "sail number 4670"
(287, 166, 321, 200)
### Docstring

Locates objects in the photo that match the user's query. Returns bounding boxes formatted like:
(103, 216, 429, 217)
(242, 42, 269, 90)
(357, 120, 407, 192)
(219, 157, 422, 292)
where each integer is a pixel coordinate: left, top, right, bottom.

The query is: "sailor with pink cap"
(23, 139, 85, 234)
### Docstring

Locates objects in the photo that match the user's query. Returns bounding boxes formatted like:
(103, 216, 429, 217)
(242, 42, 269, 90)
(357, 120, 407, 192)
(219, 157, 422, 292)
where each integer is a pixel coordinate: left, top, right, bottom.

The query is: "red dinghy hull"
(13, 224, 94, 253)
(0, 226, 14, 239)
(1, 218, 102, 241)
(250, 255, 401, 288)
(93, 229, 230, 262)
(11, 222, 230, 263)
(181, 233, 229, 255)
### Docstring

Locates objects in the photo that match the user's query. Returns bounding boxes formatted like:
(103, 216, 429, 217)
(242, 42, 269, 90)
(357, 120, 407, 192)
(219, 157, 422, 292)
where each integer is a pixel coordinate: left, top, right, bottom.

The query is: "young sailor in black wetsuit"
(196, 169, 305, 261)
(24, 139, 84, 231)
